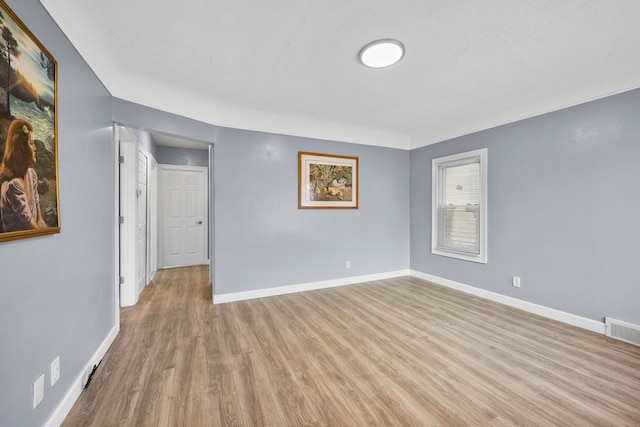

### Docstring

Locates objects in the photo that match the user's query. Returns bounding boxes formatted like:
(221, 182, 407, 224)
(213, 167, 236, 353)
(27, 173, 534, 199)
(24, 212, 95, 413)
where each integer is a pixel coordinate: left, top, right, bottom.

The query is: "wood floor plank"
(62, 266, 640, 426)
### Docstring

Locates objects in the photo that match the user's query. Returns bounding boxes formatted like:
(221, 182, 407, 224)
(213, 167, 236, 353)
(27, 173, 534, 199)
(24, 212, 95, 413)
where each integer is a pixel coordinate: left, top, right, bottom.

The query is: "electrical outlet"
(512, 276, 521, 288)
(346, 261, 351, 269)
(33, 374, 44, 408)
(51, 357, 60, 386)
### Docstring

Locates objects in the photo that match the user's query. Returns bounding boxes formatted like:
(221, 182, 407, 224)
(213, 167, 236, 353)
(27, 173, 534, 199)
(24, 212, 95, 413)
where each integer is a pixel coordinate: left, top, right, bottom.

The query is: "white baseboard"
(44, 324, 119, 427)
(216, 269, 605, 334)
(42, 269, 606, 426)
(410, 270, 606, 335)
(213, 270, 411, 304)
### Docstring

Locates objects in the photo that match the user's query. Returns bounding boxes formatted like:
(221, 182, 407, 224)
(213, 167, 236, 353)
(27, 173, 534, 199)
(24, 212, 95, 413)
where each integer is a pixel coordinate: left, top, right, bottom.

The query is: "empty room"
(1, 1, 639, 426)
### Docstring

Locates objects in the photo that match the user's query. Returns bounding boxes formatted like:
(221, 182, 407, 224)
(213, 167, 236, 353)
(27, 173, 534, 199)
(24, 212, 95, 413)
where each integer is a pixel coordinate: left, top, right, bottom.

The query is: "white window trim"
(431, 148, 488, 264)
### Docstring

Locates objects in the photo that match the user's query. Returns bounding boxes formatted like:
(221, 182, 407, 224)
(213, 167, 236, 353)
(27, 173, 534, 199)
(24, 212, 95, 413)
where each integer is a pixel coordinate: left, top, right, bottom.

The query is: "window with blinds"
(432, 148, 487, 263)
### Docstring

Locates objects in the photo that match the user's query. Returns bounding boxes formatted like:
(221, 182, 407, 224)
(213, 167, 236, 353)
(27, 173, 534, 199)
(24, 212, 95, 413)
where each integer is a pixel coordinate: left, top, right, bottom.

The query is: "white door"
(119, 137, 137, 307)
(136, 149, 148, 296)
(118, 126, 158, 307)
(160, 166, 207, 267)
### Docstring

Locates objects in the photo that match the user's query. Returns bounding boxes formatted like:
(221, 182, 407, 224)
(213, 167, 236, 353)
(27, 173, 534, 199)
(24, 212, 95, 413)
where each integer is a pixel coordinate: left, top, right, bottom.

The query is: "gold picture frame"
(0, 1, 60, 242)
(298, 152, 358, 209)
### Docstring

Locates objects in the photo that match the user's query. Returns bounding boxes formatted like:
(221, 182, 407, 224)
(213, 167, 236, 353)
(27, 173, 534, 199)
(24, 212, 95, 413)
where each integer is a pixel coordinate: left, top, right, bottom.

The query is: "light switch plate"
(51, 357, 60, 386)
(33, 374, 44, 408)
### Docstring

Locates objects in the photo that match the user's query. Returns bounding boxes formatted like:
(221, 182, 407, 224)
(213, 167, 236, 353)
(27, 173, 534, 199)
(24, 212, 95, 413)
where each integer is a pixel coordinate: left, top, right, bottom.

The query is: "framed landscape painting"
(0, 1, 60, 242)
(299, 152, 358, 209)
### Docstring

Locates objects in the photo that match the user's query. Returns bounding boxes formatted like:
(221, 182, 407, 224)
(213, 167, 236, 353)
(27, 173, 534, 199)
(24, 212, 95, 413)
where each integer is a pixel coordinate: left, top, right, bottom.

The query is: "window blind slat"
(439, 161, 480, 255)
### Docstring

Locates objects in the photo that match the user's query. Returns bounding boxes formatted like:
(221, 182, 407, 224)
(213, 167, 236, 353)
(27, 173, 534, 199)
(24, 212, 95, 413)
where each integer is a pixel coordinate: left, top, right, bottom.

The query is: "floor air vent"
(605, 317, 640, 347)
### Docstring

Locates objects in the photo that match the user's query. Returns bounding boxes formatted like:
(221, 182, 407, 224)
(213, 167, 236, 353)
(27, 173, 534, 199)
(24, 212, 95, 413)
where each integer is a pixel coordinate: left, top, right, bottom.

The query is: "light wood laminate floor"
(63, 266, 640, 426)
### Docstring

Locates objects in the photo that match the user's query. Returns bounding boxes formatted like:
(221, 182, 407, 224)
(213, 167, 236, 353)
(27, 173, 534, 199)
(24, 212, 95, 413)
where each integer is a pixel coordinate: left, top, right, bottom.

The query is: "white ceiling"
(41, 0, 640, 150)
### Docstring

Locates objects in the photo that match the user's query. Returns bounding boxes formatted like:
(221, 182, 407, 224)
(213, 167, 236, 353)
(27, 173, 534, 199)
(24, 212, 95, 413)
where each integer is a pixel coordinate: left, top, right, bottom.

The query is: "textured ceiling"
(40, 0, 640, 149)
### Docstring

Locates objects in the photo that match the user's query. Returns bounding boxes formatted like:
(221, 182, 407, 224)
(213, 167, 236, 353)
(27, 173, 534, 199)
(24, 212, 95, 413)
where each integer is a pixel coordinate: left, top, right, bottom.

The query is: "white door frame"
(148, 157, 158, 281)
(112, 125, 121, 327)
(119, 137, 138, 307)
(118, 128, 158, 307)
(135, 148, 149, 298)
(159, 164, 208, 268)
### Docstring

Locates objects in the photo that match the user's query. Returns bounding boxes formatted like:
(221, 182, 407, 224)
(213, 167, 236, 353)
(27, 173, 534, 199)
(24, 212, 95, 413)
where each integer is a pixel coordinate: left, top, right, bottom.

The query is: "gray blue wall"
(156, 145, 209, 167)
(212, 127, 410, 294)
(410, 88, 640, 325)
(111, 100, 412, 294)
(0, 1, 115, 426)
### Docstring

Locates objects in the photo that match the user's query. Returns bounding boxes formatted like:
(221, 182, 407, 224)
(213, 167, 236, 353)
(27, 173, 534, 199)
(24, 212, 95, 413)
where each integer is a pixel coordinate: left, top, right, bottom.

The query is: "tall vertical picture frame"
(0, 1, 60, 242)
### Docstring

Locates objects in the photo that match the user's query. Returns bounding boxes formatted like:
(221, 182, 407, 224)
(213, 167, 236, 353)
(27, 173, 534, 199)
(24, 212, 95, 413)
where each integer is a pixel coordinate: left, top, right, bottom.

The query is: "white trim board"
(44, 325, 119, 427)
(213, 270, 411, 304)
(410, 270, 605, 335)
(215, 268, 605, 335)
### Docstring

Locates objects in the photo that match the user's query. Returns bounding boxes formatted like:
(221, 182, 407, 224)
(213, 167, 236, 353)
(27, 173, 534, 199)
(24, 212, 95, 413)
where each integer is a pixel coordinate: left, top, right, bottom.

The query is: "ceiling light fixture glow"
(359, 39, 405, 68)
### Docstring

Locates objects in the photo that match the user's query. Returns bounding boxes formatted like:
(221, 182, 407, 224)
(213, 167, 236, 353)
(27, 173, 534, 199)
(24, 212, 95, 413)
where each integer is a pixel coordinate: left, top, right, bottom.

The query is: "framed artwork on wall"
(0, 1, 60, 242)
(298, 151, 358, 209)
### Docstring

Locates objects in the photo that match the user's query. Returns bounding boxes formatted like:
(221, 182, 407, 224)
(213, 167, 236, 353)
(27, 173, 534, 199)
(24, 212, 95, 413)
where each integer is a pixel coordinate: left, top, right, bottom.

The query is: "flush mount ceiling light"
(359, 39, 405, 68)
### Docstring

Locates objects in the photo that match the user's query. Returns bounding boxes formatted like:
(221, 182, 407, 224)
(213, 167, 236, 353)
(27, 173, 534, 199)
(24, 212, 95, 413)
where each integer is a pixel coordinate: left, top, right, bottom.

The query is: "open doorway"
(117, 125, 211, 307)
